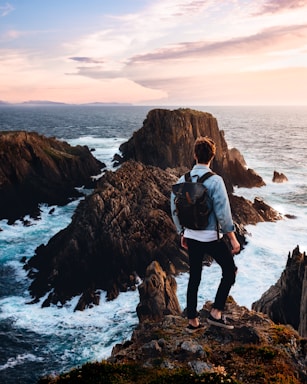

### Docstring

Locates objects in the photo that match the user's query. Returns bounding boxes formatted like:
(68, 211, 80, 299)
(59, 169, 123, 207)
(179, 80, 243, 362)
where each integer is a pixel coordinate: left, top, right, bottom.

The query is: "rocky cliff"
(114, 108, 265, 191)
(252, 246, 307, 338)
(25, 162, 188, 308)
(119, 260, 306, 383)
(39, 261, 307, 384)
(0, 131, 104, 223)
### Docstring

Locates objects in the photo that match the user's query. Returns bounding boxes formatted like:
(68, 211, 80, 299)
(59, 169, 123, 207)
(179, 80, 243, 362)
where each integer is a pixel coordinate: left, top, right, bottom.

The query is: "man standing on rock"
(171, 136, 240, 331)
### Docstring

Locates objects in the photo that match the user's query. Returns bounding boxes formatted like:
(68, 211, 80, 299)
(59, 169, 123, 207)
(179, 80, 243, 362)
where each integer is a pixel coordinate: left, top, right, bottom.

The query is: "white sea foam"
(0, 353, 43, 371)
(0, 289, 139, 367)
(67, 136, 127, 167)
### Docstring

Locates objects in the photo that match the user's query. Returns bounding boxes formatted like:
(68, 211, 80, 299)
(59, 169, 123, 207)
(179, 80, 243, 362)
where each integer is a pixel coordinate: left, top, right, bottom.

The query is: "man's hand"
(227, 232, 240, 255)
(181, 234, 188, 250)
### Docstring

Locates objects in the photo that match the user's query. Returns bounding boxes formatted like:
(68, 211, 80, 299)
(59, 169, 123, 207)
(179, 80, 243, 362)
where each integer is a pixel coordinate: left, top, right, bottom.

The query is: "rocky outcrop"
(109, 298, 307, 383)
(0, 131, 104, 223)
(136, 261, 181, 323)
(25, 160, 281, 310)
(252, 246, 307, 338)
(229, 195, 282, 225)
(38, 262, 307, 384)
(272, 170, 288, 183)
(107, 261, 306, 381)
(114, 108, 265, 191)
(24, 161, 189, 309)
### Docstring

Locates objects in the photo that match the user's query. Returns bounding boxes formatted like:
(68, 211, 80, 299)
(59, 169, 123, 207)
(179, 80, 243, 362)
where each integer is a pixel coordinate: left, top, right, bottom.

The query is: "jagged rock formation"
(252, 246, 307, 338)
(109, 261, 306, 383)
(114, 108, 265, 191)
(38, 262, 307, 384)
(229, 195, 282, 225)
(25, 162, 189, 309)
(25, 160, 281, 310)
(0, 131, 104, 223)
(136, 261, 182, 323)
(109, 298, 307, 383)
(272, 170, 288, 183)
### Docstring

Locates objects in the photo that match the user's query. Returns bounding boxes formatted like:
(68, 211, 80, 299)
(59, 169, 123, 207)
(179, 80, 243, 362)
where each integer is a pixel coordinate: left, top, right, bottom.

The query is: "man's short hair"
(194, 136, 216, 164)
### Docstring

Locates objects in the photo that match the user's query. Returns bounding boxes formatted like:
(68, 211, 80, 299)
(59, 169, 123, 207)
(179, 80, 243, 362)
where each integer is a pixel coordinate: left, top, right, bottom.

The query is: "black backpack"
(172, 171, 215, 230)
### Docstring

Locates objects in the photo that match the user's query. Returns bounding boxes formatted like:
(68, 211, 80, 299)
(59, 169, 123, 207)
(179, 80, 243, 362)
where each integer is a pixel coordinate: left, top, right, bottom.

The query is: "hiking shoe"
(207, 314, 234, 330)
(186, 323, 205, 333)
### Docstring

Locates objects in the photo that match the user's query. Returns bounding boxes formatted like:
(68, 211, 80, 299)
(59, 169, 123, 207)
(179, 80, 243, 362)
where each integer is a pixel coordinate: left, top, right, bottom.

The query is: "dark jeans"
(186, 238, 237, 319)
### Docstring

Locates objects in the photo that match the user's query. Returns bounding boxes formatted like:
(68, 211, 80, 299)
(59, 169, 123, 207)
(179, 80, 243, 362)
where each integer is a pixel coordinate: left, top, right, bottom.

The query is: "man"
(171, 136, 240, 331)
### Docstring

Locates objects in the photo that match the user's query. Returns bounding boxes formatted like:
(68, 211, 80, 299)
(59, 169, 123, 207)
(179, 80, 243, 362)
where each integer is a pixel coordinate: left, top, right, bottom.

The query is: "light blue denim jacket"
(170, 164, 235, 235)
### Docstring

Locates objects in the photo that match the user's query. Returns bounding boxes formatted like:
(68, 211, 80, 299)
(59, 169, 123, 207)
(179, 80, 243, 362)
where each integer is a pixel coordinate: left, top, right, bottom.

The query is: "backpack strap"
(198, 171, 215, 183)
(184, 172, 192, 182)
(184, 171, 215, 183)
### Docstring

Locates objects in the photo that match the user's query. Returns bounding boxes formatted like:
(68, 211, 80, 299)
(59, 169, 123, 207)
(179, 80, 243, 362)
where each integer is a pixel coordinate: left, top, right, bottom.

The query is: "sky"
(0, 0, 307, 105)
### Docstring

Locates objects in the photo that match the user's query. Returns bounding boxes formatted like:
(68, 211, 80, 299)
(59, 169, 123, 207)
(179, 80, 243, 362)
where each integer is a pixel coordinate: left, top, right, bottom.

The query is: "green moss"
(269, 324, 297, 345)
(232, 345, 276, 361)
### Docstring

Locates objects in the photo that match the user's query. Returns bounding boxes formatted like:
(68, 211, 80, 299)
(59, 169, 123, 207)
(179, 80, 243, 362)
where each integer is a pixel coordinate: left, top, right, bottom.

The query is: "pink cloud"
(255, 0, 307, 15)
(128, 24, 307, 63)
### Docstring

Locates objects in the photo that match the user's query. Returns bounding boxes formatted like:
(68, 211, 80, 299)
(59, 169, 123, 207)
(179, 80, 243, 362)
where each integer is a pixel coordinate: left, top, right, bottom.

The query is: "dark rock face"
(136, 261, 182, 323)
(0, 131, 104, 223)
(229, 195, 282, 225)
(252, 246, 307, 337)
(272, 170, 288, 183)
(114, 108, 265, 191)
(25, 161, 190, 309)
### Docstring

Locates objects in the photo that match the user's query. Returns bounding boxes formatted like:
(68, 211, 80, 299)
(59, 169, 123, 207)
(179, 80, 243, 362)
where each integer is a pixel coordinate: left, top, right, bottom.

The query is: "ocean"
(0, 105, 306, 383)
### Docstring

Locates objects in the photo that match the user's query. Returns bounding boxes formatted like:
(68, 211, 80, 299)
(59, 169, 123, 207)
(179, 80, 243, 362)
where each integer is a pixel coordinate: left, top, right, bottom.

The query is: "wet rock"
(136, 261, 182, 323)
(0, 131, 104, 223)
(273, 170, 288, 183)
(252, 246, 307, 337)
(24, 162, 190, 308)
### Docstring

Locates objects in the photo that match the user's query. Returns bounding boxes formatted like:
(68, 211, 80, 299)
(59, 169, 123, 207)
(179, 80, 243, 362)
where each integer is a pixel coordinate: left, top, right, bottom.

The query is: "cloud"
(69, 56, 105, 64)
(148, 0, 213, 19)
(127, 24, 307, 63)
(255, 0, 307, 15)
(135, 67, 307, 105)
(67, 21, 307, 104)
(0, 2, 14, 17)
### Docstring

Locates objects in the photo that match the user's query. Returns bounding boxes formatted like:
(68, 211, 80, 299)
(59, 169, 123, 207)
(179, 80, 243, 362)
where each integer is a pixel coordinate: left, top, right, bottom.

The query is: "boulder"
(229, 195, 282, 225)
(252, 246, 307, 337)
(114, 108, 265, 191)
(272, 170, 288, 183)
(136, 261, 182, 323)
(0, 131, 104, 223)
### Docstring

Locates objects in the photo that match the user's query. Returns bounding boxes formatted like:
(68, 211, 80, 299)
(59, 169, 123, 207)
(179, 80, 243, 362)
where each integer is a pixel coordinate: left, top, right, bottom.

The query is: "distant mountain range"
(0, 100, 133, 106)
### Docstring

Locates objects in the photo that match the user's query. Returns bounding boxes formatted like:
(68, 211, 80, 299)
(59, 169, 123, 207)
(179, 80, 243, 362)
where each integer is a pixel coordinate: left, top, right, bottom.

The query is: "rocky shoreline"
(39, 261, 307, 383)
(0, 131, 104, 223)
(21, 108, 281, 310)
(1, 108, 306, 382)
